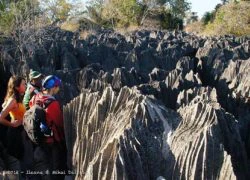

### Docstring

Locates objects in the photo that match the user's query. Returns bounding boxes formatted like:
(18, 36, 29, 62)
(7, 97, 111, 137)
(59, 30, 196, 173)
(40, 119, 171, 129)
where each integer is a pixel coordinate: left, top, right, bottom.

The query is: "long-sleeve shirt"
(23, 83, 40, 110)
(29, 93, 65, 144)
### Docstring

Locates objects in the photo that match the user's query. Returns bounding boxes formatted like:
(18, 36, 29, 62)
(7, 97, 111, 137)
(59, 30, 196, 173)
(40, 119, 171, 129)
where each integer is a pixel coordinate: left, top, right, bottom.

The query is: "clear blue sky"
(189, 0, 221, 18)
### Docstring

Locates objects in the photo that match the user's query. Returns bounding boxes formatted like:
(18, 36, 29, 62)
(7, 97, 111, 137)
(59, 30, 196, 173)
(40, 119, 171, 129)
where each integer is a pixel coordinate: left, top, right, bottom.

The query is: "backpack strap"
(40, 97, 56, 138)
(42, 98, 55, 109)
(29, 86, 35, 94)
(29, 85, 40, 98)
(33, 89, 39, 95)
(33, 95, 55, 110)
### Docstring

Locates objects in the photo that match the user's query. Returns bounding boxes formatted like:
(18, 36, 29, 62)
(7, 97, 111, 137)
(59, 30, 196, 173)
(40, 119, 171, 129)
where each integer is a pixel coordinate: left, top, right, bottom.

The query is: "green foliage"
(141, 0, 167, 7)
(1, 0, 191, 33)
(101, 0, 142, 28)
(201, 12, 214, 25)
(157, 0, 168, 6)
(86, 6, 103, 24)
(167, 0, 191, 18)
(221, 0, 229, 4)
(160, 9, 183, 29)
(40, 0, 72, 22)
(56, 0, 72, 21)
(0, 0, 73, 34)
(0, 0, 40, 35)
(86, 0, 190, 29)
(0, 2, 14, 33)
(185, 12, 198, 24)
(203, 1, 250, 36)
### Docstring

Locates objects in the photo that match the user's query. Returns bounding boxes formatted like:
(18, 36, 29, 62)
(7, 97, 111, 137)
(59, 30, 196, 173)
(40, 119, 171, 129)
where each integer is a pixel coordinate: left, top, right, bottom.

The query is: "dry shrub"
(203, 1, 250, 36)
(115, 25, 140, 35)
(60, 20, 79, 32)
(79, 30, 96, 40)
(185, 21, 204, 35)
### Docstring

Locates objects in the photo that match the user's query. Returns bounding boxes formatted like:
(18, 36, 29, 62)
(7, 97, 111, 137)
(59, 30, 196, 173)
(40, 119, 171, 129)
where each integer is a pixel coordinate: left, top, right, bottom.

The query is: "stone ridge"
(64, 86, 180, 180)
(0, 28, 250, 179)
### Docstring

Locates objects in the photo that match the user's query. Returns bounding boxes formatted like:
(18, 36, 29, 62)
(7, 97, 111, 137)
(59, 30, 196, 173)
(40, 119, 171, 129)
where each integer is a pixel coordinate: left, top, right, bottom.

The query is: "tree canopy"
(85, 0, 190, 29)
(185, 1, 250, 36)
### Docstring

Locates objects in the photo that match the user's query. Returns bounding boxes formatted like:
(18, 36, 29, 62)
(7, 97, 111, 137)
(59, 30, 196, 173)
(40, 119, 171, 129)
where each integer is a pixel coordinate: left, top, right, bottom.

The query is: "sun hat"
(29, 70, 42, 80)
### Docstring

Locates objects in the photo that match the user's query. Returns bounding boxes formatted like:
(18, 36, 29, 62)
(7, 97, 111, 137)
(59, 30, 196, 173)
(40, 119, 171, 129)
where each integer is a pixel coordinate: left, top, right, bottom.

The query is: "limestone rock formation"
(0, 28, 250, 179)
(64, 87, 180, 179)
(173, 87, 249, 179)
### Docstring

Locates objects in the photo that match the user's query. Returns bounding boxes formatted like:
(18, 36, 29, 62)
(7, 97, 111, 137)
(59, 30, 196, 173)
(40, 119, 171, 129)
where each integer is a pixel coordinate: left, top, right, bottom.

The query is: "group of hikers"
(0, 70, 67, 180)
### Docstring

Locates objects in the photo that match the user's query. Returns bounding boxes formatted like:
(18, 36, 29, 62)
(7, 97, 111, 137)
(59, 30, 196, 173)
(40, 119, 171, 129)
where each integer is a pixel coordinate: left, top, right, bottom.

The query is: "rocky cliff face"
(64, 87, 180, 179)
(174, 87, 248, 179)
(0, 28, 250, 179)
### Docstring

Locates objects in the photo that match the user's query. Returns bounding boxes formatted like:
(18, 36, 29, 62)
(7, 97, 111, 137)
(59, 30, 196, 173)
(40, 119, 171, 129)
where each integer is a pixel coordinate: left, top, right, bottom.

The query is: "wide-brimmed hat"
(29, 70, 42, 80)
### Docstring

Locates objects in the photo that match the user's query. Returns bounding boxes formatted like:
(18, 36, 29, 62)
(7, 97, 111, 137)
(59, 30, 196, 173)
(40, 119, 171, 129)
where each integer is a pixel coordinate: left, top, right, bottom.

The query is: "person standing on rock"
(23, 70, 43, 110)
(29, 75, 67, 180)
(0, 76, 26, 179)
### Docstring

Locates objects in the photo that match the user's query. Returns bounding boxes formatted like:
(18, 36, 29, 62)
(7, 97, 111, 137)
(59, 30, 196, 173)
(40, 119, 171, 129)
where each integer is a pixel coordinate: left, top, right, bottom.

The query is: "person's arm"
(23, 85, 31, 109)
(0, 98, 22, 127)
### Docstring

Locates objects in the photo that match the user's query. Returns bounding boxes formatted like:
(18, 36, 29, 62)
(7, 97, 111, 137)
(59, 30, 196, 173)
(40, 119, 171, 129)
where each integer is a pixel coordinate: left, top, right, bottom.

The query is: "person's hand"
(11, 120, 22, 127)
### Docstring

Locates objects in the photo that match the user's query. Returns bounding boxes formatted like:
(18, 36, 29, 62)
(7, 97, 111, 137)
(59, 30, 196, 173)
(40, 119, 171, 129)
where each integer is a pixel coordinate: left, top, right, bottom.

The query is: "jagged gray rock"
(196, 36, 250, 86)
(64, 87, 181, 180)
(176, 86, 218, 108)
(220, 58, 250, 102)
(1, 29, 250, 179)
(169, 87, 249, 179)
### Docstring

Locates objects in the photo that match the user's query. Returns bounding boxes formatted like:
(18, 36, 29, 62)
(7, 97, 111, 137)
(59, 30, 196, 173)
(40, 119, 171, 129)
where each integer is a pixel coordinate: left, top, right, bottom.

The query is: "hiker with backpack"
(23, 70, 43, 110)
(27, 75, 67, 180)
(0, 76, 26, 178)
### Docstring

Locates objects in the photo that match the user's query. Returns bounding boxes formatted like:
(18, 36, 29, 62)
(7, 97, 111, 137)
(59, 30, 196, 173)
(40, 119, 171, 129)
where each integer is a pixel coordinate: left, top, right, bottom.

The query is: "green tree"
(201, 12, 213, 25)
(86, 0, 190, 29)
(186, 12, 198, 24)
(0, 1, 14, 33)
(85, 0, 105, 24)
(204, 1, 250, 36)
(0, 0, 47, 62)
(100, 0, 142, 27)
(40, 0, 72, 23)
(139, 0, 167, 25)
(0, 0, 40, 34)
(68, 0, 87, 18)
(221, 0, 229, 4)
(167, 0, 191, 18)
(141, 0, 167, 7)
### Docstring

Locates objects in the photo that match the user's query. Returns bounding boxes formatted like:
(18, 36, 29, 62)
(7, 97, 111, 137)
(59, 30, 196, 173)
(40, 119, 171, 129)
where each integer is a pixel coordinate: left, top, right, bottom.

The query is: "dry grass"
(60, 20, 80, 32)
(203, 1, 250, 36)
(184, 21, 205, 35)
(185, 2, 250, 37)
(115, 25, 140, 35)
(79, 30, 97, 40)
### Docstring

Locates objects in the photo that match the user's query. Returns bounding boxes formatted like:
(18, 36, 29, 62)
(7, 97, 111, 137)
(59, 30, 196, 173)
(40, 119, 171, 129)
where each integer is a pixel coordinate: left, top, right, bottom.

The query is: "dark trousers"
(0, 141, 21, 180)
(27, 141, 67, 180)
